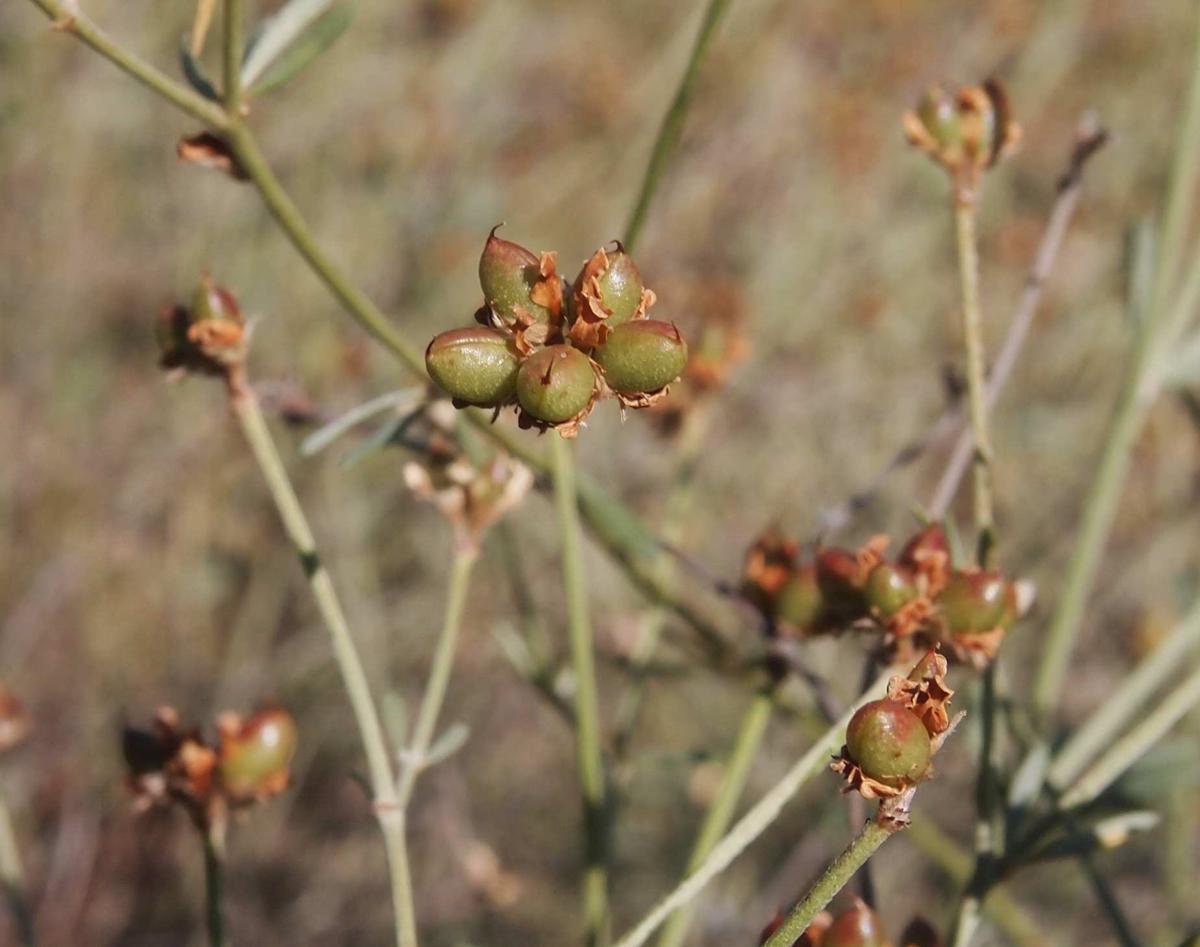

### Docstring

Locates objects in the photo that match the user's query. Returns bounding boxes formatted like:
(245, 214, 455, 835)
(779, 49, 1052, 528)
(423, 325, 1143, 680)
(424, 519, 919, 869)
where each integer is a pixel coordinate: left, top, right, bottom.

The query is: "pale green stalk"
(612, 671, 892, 947)
(1059, 661, 1200, 810)
(655, 688, 774, 947)
(761, 821, 893, 947)
(1048, 593, 1200, 789)
(396, 550, 477, 807)
(1032, 10, 1200, 725)
(0, 792, 34, 947)
(624, 0, 733, 251)
(228, 383, 412, 947)
(550, 435, 609, 947)
(222, 0, 243, 116)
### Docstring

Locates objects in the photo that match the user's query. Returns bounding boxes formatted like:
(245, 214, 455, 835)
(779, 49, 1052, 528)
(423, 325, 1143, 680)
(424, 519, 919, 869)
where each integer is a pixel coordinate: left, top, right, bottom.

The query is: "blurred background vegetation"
(2, 0, 1199, 944)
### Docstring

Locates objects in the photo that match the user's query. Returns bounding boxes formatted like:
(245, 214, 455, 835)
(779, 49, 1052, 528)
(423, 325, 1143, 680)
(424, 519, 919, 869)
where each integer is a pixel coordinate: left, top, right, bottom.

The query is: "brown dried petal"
(177, 132, 248, 180)
(887, 649, 955, 737)
(830, 749, 905, 800)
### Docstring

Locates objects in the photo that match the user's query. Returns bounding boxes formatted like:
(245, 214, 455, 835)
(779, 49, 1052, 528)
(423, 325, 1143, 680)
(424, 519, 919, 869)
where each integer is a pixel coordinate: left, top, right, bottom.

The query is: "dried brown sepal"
(187, 318, 247, 367)
(613, 385, 672, 411)
(829, 752, 906, 800)
(943, 626, 1006, 669)
(177, 132, 248, 180)
(569, 246, 617, 349)
(741, 529, 799, 610)
(855, 534, 889, 578)
(0, 685, 31, 754)
(887, 649, 955, 737)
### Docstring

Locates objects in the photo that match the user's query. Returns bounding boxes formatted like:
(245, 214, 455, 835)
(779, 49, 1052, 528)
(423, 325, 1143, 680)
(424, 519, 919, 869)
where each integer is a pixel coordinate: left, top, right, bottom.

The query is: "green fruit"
(916, 85, 962, 155)
(595, 321, 687, 394)
(219, 709, 298, 799)
(863, 563, 918, 618)
(425, 327, 521, 407)
(592, 247, 644, 325)
(824, 901, 890, 947)
(775, 565, 823, 631)
(191, 275, 241, 324)
(516, 345, 596, 424)
(479, 228, 552, 324)
(845, 699, 931, 788)
(938, 571, 1016, 634)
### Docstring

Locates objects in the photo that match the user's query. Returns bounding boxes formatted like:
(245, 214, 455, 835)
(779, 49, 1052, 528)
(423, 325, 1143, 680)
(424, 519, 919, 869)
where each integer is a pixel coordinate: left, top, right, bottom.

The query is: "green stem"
(1032, 11, 1200, 727)
(0, 791, 34, 947)
(953, 197, 995, 564)
(203, 825, 227, 947)
(655, 687, 775, 947)
(222, 0, 243, 116)
(760, 821, 894, 947)
(623, 0, 733, 252)
(1048, 593, 1200, 789)
(228, 382, 411, 947)
(396, 550, 477, 807)
(24, 0, 230, 129)
(1059, 660, 1200, 810)
(550, 435, 609, 947)
(612, 671, 893, 947)
(224, 123, 425, 377)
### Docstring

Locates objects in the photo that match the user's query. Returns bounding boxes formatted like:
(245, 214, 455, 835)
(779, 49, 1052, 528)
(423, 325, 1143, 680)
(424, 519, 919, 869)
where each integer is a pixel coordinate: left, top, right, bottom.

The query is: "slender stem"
(612, 671, 893, 947)
(953, 196, 995, 564)
(550, 435, 609, 947)
(655, 687, 775, 947)
(760, 821, 893, 947)
(0, 791, 34, 947)
(1032, 13, 1200, 727)
(396, 550, 477, 807)
(1059, 661, 1200, 810)
(224, 124, 425, 377)
(1048, 593, 1200, 789)
(222, 0, 243, 116)
(24, 0, 230, 129)
(203, 824, 227, 947)
(623, 0, 732, 252)
(227, 382, 411, 947)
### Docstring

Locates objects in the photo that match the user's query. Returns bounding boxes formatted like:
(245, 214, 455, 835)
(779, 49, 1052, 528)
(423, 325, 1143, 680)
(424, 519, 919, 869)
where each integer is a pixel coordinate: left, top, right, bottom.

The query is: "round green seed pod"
(516, 345, 596, 424)
(479, 229, 552, 324)
(218, 709, 298, 800)
(938, 570, 1016, 634)
(824, 901, 890, 947)
(426, 327, 522, 407)
(775, 564, 823, 632)
(916, 85, 962, 156)
(845, 698, 931, 789)
(863, 563, 918, 619)
(594, 320, 687, 394)
(593, 248, 644, 326)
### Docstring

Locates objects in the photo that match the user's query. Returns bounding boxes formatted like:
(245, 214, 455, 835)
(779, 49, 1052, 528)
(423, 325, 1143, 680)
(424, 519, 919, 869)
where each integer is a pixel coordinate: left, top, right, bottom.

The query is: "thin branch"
(623, 0, 733, 252)
(551, 436, 610, 947)
(203, 824, 227, 947)
(0, 792, 35, 947)
(221, 0, 243, 116)
(24, 0, 230, 129)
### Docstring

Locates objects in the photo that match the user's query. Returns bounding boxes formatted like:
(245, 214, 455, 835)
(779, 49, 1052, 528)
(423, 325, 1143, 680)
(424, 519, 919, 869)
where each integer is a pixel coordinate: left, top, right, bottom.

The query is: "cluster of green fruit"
(425, 229, 688, 436)
(743, 524, 1021, 667)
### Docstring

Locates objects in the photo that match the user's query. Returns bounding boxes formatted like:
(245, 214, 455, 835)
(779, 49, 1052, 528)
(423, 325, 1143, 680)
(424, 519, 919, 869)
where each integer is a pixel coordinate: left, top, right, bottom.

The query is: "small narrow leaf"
(339, 413, 406, 469)
(426, 723, 470, 767)
(253, 5, 354, 95)
(1007, 741, 1050, 810)
(179, 34, 220, 102)
(300, 388, 423, 457)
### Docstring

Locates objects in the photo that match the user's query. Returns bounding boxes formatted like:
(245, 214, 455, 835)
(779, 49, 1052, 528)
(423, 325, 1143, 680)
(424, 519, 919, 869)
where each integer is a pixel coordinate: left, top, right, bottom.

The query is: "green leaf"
(426, 723, 470, 767)
(179, 34, 220, 102)
(241, 0, 354, 95)
(300, 388, 423, 457)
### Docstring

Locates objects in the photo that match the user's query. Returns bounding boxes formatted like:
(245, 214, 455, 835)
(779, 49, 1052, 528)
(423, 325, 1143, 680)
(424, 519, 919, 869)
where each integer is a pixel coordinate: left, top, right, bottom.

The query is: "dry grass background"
(2, 0, 1199, 944)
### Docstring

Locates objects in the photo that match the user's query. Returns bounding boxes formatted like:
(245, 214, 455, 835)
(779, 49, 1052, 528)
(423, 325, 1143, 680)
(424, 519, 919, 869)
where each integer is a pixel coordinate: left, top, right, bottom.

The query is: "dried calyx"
(0, 684, 31, 754)
(425, 229, 688, 437)
(156, 274, 248, 378)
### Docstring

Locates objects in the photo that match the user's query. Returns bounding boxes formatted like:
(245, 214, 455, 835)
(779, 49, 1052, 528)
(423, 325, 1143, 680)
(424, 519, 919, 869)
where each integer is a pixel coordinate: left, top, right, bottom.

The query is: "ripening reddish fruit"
(824, 900, 890, 947)
(218, 709, 297, 800)
(816, 548, 868, 618)
(863, 563, 918, 618)
(937, 571, 1017, 634)
(845, 699, 931, 789)
(516, 345, 597, 425)
(425, 326, 521, 407)
(479, 229, 553, 324)
(775, 563, 823, 631)
(595, 320, 687, 395)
